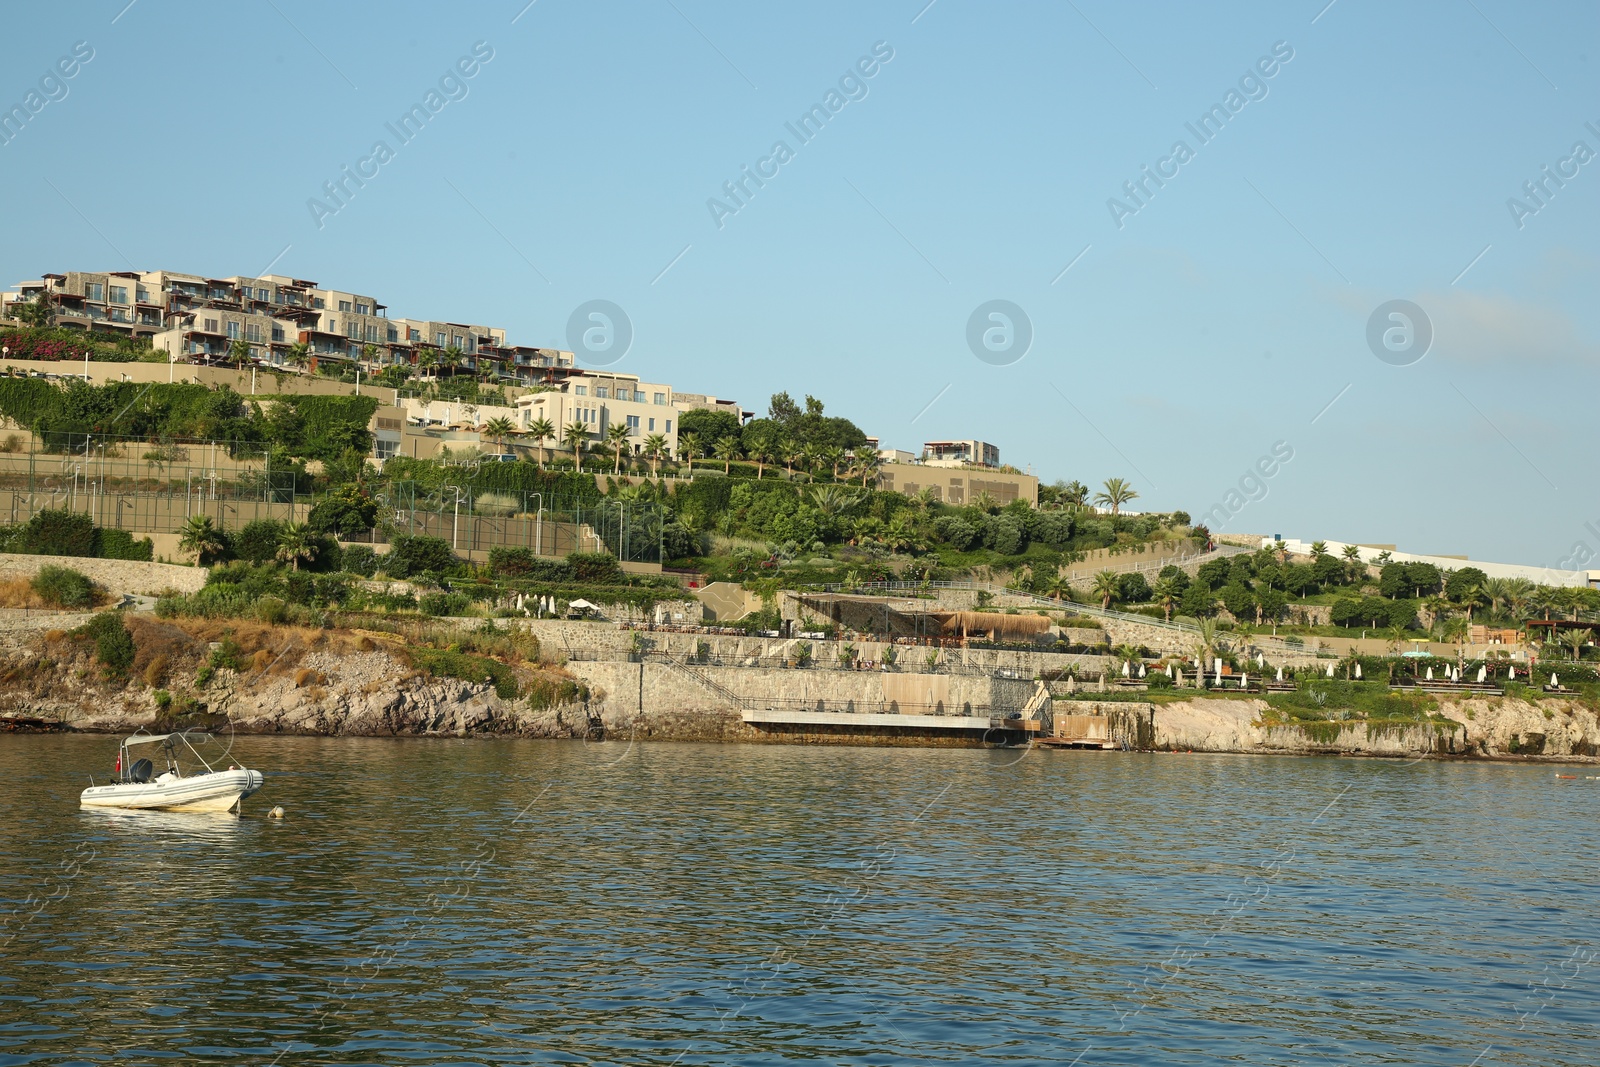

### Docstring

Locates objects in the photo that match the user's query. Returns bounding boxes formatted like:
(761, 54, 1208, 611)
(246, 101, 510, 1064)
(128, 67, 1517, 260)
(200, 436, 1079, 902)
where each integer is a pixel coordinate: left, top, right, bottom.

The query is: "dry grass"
(293, 667, 324, 688)
(142, 653, 168, 688)
(0, 579, 50, 610)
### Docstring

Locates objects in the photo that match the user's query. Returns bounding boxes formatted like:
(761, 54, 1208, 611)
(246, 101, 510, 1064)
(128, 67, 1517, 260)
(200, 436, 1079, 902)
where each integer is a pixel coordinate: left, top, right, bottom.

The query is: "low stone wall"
(0, 552, 206, 595)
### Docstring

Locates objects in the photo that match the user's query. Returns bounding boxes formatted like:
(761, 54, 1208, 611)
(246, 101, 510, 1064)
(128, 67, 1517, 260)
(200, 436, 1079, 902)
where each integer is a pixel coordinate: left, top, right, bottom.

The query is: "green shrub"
(383, 534, 456, 578)
(17, 509, 95, 556)
(419, 591, 471, 617)
(32, 564, 95, 608)
(341, 545, 379, 577)
(410, 647, 518, 698)
(233, 520, 285, 563)
(74, 611, 134, 671)
(93, 527, 153, 561)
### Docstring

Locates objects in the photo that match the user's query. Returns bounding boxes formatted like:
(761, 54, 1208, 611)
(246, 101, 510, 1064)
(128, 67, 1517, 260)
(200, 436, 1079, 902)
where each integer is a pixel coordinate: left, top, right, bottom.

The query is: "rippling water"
(1, 733, 1595, 1065)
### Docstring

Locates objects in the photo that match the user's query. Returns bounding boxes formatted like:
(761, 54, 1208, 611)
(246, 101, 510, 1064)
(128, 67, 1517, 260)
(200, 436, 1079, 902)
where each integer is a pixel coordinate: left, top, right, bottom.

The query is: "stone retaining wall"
(0, 552, 206, 595)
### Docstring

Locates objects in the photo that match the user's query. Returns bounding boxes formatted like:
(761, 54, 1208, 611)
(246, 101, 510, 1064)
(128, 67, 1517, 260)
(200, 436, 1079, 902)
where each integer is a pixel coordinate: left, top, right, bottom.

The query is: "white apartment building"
(515, 371, 681, 457)
(922, 439, 1000, 468)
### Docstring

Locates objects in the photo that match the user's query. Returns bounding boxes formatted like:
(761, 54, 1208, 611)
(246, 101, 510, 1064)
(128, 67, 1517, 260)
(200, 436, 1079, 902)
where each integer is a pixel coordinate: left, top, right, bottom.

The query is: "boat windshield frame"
(116, 730, 220, 782)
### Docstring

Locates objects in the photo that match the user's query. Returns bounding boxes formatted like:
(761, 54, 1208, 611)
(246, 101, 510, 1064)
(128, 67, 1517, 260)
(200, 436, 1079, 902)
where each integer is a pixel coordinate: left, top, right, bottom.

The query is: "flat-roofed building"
(878, 462, 1037, 507)
(922, 439, 1000, 468)
(515, 370, 682, 458)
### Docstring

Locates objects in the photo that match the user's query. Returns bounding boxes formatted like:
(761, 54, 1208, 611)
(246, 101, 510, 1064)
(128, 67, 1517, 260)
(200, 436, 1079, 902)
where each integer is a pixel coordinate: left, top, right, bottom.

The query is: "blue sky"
(2, 1, 1595, 567)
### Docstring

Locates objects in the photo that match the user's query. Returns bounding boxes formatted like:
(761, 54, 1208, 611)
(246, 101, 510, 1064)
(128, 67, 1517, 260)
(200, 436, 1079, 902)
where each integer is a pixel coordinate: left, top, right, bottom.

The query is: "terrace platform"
(741, 708, 1037, 734)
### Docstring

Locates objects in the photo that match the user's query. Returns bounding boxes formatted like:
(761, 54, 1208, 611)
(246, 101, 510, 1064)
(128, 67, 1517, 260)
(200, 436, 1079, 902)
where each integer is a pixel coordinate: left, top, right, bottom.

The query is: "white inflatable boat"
(80, 731, 265, 813)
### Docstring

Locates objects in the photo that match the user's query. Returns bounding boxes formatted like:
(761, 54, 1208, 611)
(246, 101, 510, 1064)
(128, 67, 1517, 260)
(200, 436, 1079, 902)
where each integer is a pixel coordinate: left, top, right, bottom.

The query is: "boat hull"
(80, 769, 264, 813)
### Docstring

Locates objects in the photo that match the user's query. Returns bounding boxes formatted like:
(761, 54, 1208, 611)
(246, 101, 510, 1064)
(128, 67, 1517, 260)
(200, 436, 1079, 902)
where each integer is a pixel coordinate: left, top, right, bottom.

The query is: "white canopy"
(122, 731, 211, 748)
(568, 599, 598, 610)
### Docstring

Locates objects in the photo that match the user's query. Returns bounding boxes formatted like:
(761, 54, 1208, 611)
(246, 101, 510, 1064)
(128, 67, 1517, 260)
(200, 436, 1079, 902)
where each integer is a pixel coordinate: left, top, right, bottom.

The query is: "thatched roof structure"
(934, 611, 1052, 639)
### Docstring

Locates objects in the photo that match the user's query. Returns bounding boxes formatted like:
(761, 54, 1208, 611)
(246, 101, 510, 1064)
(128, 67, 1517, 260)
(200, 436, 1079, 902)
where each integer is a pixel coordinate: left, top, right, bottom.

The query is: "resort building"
(2, 267, 575, 388)
(877, 462, 1038, 508)
(921, 439, 1000, 468)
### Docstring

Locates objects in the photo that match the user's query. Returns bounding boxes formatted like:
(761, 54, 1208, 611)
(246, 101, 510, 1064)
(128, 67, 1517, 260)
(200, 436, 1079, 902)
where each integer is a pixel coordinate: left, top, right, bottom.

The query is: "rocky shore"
(1, 609, 1596, 763)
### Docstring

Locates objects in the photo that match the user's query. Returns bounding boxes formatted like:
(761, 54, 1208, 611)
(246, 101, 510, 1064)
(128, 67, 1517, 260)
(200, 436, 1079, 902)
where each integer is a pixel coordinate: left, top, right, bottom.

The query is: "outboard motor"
(128, 758, 154, 784)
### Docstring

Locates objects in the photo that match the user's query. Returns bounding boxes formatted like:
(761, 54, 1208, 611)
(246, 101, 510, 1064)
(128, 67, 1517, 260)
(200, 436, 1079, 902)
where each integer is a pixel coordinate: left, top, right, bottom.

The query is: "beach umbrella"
(1551, 673, 1559, 686)
(1355, 662, 1362, 679)
(1139, 663, 1146, 678)
(1275, 666, 1284, 682)
(1256, 653, 1265, 668)
(1240, 672, 1248, 688)
(1508, 666, 1515, 680)
(1426, 667, 1433, 680)
(1477, 666, 1486, 683)
(1215, 660, 1223, 684)
(1122, 660, 1131, 678)
(1168, 663, 1175, 678)
(1326, 663, 1335, 678)
(1194, 657, 1201, 669)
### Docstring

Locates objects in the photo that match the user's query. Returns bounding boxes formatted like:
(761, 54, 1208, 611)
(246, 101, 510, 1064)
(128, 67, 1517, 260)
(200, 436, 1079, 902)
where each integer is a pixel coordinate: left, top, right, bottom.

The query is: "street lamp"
(443, 484, 468, 550)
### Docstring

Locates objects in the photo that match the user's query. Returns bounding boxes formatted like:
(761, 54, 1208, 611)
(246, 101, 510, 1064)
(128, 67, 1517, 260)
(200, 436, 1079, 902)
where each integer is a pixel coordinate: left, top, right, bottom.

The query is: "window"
(387, 327, 398, 342)
(654, 392, 665, 405)
(626, 415, 640, 434)
(647, 418, 655, 431)
(86, 282, 103, 301)
(666, 420, 672, 434)
(465, 337, 475, 353)
(434, 332, 446, 346)
(355, 302, 369, 315)
(595, 387, 608, 399)
(109, 286, 128, 304)
(339, 300, 351, 311)
(246, 324, 261, 342)
(374, 438, 399, 461)
(275, 292, 285, 304)
(258, 288, 270, 300)
(271, 325, 285, 342)
(312, 297, 325, 308)
(204, 318, 219, 333)
(136, 288, 149, 303)
(227, 321, 240, 339)
(365, 325, 378, 342)
(452, 334, 464, 349)
(346, 321, 359, 338)
(408, 328, 420, 341)
(575, 386, 587, 396)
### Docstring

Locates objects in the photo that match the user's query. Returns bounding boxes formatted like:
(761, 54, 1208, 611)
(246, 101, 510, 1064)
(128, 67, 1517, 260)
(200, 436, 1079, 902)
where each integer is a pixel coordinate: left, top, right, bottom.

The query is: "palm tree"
(678, 431, 701, 473)
(604, 422, 630, 473)
(527, 416, 555, 467)
(642, 433, 668, 475)
(850, 448, 881, 488)
(483, 416, 516, 453)
(781, 440, 803, 480)
(1194, 618, 1223, 670)
(1481, 577, 1512, 620)
(228, 337, 251, 369)
(1153, 576, 1181, 621)
(1506, 578, 1534, 621)
(275, 521, 315, 571)
(286, 340, 310, 372)
(1384, 624, 1407, 655)
(177, 514, 226, 565)
(713, 435, 741, 474)
(970, 490, 998, 513)
(808, 485, 855, 518)
(1092, 569, 1121, 610)
(1093, 477, 1137, 514)
(440, 345, 464, 378)
(562, 421, 590, 467)
(1455, 582, 1484, 623)
(1341, 544, 1364, 582)
(749, 439, 775, 479)
(1061, 480, 1089, 507)
(1562, 627, 1589, 662)
(820, 445, 846, 481)
(605, 422, 632, 474)
(1043, 572, 1072, 602)
(1528, 586, 1558, 622)
(417, 348, 440, 381)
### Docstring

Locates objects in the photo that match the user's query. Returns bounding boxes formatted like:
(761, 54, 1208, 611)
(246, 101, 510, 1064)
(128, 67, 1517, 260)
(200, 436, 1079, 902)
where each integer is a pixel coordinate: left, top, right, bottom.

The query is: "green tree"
(482, 416, 516, 454)
(15, 293, 55, 328)
(713, 435, 741, 474)
(1093, 477, 1137, 514)
(605, 422, 633, 474)
(527, 416, 555, 466)
(177, 514, 227, 565)
(677, 431, 701, 471)
(228, 337, 251, 369)
(275, 521, 315, 571)
(642, 432, 668, 476)
(1153, 576, 1181, 621)
(1092, 569, 1121, 610)
(563, 421, 590, 466)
